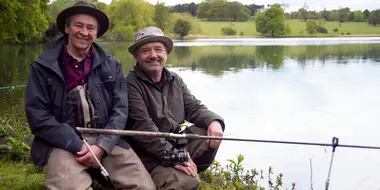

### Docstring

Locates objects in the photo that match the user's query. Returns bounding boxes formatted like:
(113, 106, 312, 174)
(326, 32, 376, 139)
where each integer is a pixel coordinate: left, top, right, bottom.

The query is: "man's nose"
(149, 50, 158, 58)
(79, 27, 89, 36)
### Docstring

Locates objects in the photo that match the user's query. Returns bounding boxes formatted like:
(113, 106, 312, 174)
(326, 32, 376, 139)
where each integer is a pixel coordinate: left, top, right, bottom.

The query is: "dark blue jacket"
(25, 37, 130, 167)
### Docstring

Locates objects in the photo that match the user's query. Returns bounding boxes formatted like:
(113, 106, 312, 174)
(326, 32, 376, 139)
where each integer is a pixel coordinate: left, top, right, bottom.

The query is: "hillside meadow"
(187, 19, 380, 38)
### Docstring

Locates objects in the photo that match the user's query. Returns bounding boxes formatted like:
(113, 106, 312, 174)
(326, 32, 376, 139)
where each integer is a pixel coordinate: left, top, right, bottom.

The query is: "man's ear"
(64, 26, 70, 34)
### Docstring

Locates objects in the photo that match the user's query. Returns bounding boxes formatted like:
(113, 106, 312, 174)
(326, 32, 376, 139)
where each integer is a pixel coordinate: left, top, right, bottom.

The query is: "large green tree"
(154, 3, 170, 32)
(106, 0, 154, 40)
(255, 5, 286, 37)
(0, 0, 49, 43)
(226, 1, 250, 21)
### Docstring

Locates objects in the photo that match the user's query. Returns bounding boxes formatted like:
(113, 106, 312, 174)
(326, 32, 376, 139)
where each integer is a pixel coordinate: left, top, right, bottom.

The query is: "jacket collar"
(133, 63, 174, 84)
(35, 36, 108, 82)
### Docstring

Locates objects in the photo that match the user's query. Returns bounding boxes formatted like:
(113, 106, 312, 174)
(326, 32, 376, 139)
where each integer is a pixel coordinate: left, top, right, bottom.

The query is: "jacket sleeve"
(95, 59, 129, 155)
(126, 82, 174, 160)
(179, 76, 226, 131)
(25, 63, 83, 154)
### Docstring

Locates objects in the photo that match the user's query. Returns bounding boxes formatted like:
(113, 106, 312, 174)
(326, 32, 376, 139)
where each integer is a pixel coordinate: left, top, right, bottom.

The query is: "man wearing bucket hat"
(24, 1, 155, 189)
(125, 26, 226, 189)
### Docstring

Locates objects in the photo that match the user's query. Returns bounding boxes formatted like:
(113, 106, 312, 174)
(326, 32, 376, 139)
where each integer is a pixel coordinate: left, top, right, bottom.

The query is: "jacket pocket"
(46, 78, 64, 108)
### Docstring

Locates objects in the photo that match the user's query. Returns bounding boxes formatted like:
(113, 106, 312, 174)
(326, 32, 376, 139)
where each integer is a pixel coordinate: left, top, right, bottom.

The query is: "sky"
(98, 0, 380, 12)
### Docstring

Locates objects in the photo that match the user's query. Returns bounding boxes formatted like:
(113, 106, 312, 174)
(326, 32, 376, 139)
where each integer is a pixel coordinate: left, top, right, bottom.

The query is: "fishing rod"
(76, 127, 380, 150)
(0, 84, 27, 90)
(77, 127, 380, 190)
(82, 139, 117, 190)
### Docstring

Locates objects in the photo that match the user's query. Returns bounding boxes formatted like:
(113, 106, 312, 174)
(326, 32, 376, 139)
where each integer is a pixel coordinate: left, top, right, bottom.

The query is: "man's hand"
(174, 158, 198, 177)
(76, 144, 105, 168)
(207, 120, 223, 149)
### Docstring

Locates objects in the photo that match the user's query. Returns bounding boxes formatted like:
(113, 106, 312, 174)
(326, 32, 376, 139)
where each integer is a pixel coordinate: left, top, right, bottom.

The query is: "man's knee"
(46, 148, 92, 190)
(151, 165, 200, 190)
(103, 146, 156, 189)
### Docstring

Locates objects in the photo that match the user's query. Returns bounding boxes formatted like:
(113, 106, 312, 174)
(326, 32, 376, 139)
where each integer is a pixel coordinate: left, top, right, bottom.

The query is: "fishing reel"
(161, 127, 190, 166)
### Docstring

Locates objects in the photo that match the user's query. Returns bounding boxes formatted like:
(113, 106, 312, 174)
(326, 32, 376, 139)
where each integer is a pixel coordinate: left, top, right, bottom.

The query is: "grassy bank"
(190, 20, 380, 38)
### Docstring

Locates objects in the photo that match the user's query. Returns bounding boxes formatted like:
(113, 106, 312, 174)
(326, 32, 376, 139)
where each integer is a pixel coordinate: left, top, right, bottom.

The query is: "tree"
(196, 1, 210, 19)
(363, 9, 370, 20)
(298, 3, 309, 22)
(169, 12, 202, 35)
(353, 10, 364, 22)
(245, 4, 264, 16)
(255, 6, 286, 37)
(368, 9, 380, 26)
(169, 3, 198, 16)
(174, 19, 191, 39)
(348, 11, 355, 21)
(207, 0, 228, 21)
(106, 0, 154, 40)
(225, 1, 250, 21)
(306, 20, 318, 36)
(154, 2, 169, 32)
(0, 0, 49, 43)
(321, 8, 332, 21)
(337, 7, 350, 26)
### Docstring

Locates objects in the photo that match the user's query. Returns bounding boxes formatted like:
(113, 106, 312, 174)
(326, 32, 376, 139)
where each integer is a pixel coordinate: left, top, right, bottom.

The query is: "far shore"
(177, 34, 380, 40)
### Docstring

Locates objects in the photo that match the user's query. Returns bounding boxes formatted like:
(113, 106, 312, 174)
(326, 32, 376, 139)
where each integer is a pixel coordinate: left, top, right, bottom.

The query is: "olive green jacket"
(125, 64, 225, 163)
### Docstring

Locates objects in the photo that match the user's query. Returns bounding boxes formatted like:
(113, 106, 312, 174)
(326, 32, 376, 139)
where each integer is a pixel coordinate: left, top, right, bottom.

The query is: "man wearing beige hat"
(24, 1, 155, 189)
(125, 26, 226, 189)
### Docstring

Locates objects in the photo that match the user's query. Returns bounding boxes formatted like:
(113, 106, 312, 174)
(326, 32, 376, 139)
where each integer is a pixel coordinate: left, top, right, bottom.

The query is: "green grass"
(199, 21, 258, 36)
(0, 160, 45, 190)
(197, 19, 380, 37)
(0, 159, 110, 190)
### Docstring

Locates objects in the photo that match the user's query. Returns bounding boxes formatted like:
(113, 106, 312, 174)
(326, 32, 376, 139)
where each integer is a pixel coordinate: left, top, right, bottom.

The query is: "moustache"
(146, 58, 161, 63)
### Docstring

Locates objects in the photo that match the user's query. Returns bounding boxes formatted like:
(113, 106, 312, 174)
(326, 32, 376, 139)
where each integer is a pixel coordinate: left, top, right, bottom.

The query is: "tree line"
(1, 0, 380, 44)
(286, 3, 380, 25)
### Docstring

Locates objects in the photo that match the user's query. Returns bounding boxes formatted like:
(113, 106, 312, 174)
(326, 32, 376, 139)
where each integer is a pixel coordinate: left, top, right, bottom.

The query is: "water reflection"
(1, 42, 380, 114)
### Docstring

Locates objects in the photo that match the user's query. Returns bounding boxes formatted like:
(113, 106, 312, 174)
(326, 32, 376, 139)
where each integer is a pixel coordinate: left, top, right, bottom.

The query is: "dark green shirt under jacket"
(125, 64, 225, 164)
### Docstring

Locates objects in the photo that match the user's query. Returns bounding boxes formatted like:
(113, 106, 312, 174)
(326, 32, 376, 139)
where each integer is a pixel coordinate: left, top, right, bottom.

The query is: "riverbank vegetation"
(0, 106, 294, 190)
(1, 0, 380, 44)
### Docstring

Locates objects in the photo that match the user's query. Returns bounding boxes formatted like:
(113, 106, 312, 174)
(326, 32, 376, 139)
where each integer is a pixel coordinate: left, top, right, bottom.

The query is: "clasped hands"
(76, 144, 105, 168)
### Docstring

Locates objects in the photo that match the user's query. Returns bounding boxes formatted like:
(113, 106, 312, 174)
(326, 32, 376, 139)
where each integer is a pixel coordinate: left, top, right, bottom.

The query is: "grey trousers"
(143, 126, 219, 190)
(45, 134, 156, 190)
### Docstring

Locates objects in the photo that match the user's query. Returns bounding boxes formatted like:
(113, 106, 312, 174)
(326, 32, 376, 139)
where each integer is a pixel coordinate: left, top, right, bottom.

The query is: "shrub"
(240, 31, 244, 36)
(200, 154, 296, 190)
(317, 26, 328, 33)
(221, 27, 237, 36)
(173, 19, 192, 39)
(333, 28, 339, 32)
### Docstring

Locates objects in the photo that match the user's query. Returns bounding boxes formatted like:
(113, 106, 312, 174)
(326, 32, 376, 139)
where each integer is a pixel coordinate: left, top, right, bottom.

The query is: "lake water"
(1, 38, 380, 190)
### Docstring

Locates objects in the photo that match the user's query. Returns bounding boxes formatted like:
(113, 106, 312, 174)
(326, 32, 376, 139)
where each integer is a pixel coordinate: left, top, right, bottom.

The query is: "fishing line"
(0, 84, 27, 90)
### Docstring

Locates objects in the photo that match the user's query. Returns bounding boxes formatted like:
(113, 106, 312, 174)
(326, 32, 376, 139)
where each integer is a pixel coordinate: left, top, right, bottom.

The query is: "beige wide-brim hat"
(128, 26, 173, 55)
(56, 1, 109, 37)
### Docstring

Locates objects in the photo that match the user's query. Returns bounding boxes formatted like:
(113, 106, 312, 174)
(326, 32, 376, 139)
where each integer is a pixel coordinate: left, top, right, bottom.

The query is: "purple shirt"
(63, 45, 93, 92)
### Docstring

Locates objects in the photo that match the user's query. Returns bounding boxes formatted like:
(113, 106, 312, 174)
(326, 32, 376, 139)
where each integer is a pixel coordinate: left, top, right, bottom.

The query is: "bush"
(221, 27, 237, 36)
(346, 32, 351, 35)
(333, 28, 339, 32)
(306, 19, 318, 35)
(200, 154, 296, 190)
(173, 19, 192, 39)
(240, 31, 244, 36)
(317, 26, 328, 33)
